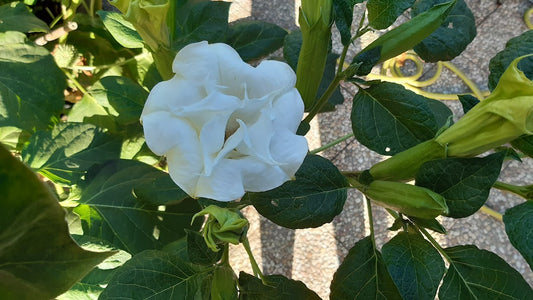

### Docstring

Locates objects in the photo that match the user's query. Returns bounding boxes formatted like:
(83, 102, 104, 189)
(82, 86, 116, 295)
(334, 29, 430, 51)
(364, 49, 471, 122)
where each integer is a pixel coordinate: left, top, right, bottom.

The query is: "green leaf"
(0, 126, 28, 151)
(511, 135, 533, 158)
(75, 159, 201, 254)
(489, 30, 533, 91)
(426, 98, 453, 129)
(186, 229, 223, 266)
(225, 21, 287, 62)
(439, 245, 533, 299)
(381, 232, 445, 300)
(458, 94, 479, 114)
(0, 144, 112, 299)
(351, 82, 441, 155)
(333, 0, 364, 45)
(330, 236, 402, 299)
(22, 123, 121, 185)
(248, 154, 349, 229)
(97, 11, 143, 49)
(0, 31, 65, 131)
(352, 0, 456, 75)
(415, 152, 504, 218)
(367, 0, 415, 30)
(211, 265, 238, 300)
(238, 272, 321, 299)
(100, 250, 213, 299)
(409, 217, 446, 234)
(283, 29, 302, 70)
(503, 201, 533, 270)
(412, 0, 476, 62)
(173, 1, 230, 50)
(0, 1, 49, 33)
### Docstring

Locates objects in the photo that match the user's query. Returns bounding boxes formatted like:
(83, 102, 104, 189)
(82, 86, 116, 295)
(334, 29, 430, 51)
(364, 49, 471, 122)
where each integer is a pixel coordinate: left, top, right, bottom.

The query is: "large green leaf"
(0, 31, 65, 131)
(97, 11, 143, 49)
(367, 0, 415, 30)
(22, 123, 121, 185)
(351, 82, 440, 155)
(415, 152, 504, 218)
(75, 160, 201, 254)
(333, 0, 365, 45)
(381, 232, 445, 300)
(172, 1, 230, 50)
(439, 245, 533, 299)
(238, 272, 321, 299)
(511, 135, 533, 158)
(0, 144, 112, 299)
(100, 249, 213, 299)
(0, 1, 49, 33)
(225, 21, 287, 62)
(503, 201, 533, 270)
(488, 30, 533, 91)
(186, 229, 223, 266)
(283, 30, 302, 71)
(330, 236, 402, 299)
(412, 0, 476, 62)
(248, 154, 349, 229)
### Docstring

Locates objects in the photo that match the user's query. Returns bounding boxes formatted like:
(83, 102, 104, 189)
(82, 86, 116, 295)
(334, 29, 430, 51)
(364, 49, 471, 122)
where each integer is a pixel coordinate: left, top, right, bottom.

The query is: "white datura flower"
(141, 41, 308, 201)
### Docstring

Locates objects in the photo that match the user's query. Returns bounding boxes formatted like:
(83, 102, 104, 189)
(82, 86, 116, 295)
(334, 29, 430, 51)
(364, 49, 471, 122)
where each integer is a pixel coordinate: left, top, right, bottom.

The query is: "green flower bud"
(192, 205, 249, 252)
(363, 180, 449, 219)
(109, 0, 174, 79)
(370, 55, 533, 181)
(436, 55, 533, 156)
(296, 0, 333, 110)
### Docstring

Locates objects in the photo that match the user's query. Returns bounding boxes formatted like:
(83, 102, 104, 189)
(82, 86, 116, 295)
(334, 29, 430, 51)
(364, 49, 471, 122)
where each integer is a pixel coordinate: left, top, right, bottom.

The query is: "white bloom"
(141, 41, 308, 201)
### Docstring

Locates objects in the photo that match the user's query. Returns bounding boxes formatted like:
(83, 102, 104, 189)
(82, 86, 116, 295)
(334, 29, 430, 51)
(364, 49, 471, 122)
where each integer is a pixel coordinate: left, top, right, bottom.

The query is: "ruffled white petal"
(141, 111, 198, 155)
(142, 41, 308, 202)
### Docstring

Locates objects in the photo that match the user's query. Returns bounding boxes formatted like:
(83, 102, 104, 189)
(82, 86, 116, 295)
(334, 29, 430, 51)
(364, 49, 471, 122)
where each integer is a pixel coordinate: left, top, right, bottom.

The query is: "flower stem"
(310, 133, 354, 154)
(365, 197, 376, 243)
(479, 205, 503, 222)
(242, 238, 267, 284)
(220, 243, 230, 266)
(493, 181, 532, 200)
(415, 225, 452, 262)
(303, 75, 343, 124)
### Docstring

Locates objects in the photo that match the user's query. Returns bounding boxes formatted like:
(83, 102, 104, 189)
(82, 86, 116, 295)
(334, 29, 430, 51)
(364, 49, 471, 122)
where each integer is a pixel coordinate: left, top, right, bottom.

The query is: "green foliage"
(415, 152, 505, 218)
(0, 31, 65, 131)
(439, 245, 533, 299)
(351, 82, 445, 155)
(186, 229, 223, 265)
(226, 21, 287, 62)
(0, 144, 112, 299)
(330, 236, 402, 299)
(458, 94, 480, 114)
(382, 232, 445, 300)
(75, 159, 201, 254)
(352, 0, 456, 75)
(367, 0, 415, 30)
(412, 0, 476, 62)
(22, 123, 121, 184)
(489, 30, 533, 91)
(100, 249, 214, 299)
(248, 154, 349, 229)
(0, 1, 49, 33)
(332, 0, 364, 45)
(238, 272, 321, 299)
(172, 0, 231, 50)
(504, 201, 533, 269)
(97, 11, 143, 49)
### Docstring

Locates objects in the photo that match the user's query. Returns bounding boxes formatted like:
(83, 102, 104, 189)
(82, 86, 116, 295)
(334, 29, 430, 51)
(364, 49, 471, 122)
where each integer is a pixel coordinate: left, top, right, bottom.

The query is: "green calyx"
(362, 180, 449, 219)
(192, 205, 249, 252)
(296, 0, 333, 110)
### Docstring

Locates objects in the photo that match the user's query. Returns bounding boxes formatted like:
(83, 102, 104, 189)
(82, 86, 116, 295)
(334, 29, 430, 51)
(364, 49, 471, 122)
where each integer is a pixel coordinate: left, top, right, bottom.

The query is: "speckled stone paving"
(227, 1, 533, 298)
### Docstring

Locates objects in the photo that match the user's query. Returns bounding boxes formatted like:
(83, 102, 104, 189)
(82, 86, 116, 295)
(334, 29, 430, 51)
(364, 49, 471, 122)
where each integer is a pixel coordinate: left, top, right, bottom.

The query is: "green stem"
(493, 181, 531, 200)
(415, 225, 452, 262)
(310, 133, 354, 154)
(242, 238, 267, 283)
(365, 197, 376, 243)
(303, 75, 342, 124)
(63, 71, 88, 95)
(220, 244, 230, 266)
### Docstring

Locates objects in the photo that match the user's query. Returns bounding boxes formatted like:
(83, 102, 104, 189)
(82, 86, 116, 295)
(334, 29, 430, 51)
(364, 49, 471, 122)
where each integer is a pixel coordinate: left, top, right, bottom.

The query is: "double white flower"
(141, 41, 308, 201)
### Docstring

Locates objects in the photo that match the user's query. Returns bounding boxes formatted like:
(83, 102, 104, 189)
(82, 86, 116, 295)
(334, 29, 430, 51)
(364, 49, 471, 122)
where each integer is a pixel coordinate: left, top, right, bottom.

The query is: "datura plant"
(1, 0, 533, 299)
